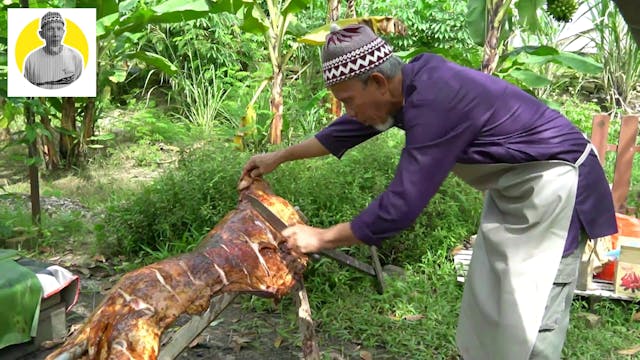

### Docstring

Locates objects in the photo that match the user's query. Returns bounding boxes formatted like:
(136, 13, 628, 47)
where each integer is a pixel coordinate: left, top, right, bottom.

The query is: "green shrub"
(559, 98, 603, 136)
(97, 141, 250, 256)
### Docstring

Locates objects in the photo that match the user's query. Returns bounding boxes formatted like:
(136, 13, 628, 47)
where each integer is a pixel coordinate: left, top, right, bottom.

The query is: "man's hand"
(283, 222, 363, 254)
(283, 224, 329, 254)
(241, 151, 283, 179)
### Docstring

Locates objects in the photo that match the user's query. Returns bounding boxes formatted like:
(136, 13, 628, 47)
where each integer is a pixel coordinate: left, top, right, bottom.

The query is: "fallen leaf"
(633, 312, 640, 322)
(189, 335, 205, 348)
(618, 345, 640, 355)
(230, 335, 253, 352)
(68, 323, 83, 336)
(403, 314, 425, 321)
(360, 350, 373, 360)
(273, 335, 283, 348)
(40, 338, 65, 349)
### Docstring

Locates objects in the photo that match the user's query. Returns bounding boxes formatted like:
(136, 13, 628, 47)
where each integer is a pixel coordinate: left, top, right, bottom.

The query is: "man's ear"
(369, 72, 389, 93)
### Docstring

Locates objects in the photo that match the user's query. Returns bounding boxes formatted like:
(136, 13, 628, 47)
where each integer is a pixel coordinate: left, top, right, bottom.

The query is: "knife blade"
(246, 194, 377, 277)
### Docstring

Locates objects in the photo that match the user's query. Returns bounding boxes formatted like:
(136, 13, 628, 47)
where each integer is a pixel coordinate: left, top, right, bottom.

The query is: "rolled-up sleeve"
(350, 102, 482, 246)
(315, 115, 382, 158)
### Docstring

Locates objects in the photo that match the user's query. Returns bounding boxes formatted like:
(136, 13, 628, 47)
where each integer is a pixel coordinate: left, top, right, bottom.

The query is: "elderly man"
(23, 11, 83, 89)
(241, 24, 617, 359)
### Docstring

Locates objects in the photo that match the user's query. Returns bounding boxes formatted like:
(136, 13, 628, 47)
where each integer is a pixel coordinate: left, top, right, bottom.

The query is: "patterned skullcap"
(40, 11, 65, 29)
(322, 23, 393, 86)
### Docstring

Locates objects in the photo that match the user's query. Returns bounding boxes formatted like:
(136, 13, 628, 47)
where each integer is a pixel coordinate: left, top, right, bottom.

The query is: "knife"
(246, 194, 378, 277)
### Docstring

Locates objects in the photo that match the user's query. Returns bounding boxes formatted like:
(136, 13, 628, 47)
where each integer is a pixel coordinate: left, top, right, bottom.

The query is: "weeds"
(170, 49, 233, 136)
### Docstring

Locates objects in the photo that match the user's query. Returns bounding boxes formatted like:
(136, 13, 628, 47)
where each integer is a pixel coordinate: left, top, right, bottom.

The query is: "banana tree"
(238, 0, 311, 145)
(467, 0, 580, 74)
(328, 0, 341, 117)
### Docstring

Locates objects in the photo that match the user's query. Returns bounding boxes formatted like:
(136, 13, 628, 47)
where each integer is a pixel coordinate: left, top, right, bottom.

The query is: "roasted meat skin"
(46, 178, 308, 360)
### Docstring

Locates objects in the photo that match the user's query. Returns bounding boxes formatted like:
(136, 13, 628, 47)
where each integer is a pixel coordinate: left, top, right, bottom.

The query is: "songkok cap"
(322, 23, 393, 87)
(40, 11, 65, 29)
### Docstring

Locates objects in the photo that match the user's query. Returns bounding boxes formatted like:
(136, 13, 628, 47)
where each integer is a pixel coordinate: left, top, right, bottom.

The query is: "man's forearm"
(322, 222, 364, 248)
(277, 137, 330, 163)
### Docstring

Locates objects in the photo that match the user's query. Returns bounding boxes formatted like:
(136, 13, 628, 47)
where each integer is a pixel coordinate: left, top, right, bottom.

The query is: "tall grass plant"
(585, 0, 640, 113)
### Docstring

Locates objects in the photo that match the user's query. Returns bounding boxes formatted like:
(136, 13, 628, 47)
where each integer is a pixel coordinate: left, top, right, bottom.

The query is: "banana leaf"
(0, 251, 42, 350)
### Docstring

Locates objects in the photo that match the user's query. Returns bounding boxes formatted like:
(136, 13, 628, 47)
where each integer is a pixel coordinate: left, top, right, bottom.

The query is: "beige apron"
(453, 145, 592, 360)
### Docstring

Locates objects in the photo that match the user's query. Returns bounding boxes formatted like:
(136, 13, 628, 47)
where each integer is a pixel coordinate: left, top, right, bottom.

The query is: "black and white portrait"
(8, 8, 96, 97)
(23, 11, 83, 89)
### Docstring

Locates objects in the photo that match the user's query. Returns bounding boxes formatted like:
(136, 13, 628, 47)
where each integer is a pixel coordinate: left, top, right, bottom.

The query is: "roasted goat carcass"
(46, 177, 308, 360)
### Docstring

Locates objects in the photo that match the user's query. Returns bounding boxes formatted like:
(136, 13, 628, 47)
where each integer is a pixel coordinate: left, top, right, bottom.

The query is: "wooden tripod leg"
(370, 246, 385, 294)
(293, 279, 320, 360)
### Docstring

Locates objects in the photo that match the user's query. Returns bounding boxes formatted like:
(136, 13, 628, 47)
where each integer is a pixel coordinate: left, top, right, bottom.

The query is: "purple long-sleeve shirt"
(315, 53, 617, 256)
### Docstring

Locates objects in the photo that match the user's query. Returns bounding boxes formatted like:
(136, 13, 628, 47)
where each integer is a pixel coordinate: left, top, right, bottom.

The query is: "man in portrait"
(23, 11, 83, 89)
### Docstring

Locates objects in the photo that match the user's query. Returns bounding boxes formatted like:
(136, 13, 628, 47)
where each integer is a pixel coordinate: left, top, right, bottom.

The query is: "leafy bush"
(559, 97, 603, 135)
(361, 0, 474, 51)
(119, 108, 190, 144)
(97, 141, 249, 256)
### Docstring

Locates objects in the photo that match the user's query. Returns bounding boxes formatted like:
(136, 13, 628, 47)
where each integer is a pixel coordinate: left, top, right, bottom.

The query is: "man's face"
(39, 22, 65, 45)
(330, 75, 393, 129)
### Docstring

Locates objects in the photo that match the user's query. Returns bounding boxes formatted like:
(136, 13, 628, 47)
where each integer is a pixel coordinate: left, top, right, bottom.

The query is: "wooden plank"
(590, 114, 611, 166)
(158, 292, 238, 360)
(612, 115, 639, 212)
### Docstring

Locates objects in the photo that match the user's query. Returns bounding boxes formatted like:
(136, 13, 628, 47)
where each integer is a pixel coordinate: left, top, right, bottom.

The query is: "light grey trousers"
(529, 239, 587, 360)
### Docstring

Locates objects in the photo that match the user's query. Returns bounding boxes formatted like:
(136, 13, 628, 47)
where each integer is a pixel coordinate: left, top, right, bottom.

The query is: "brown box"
(614, 240, 640, 297)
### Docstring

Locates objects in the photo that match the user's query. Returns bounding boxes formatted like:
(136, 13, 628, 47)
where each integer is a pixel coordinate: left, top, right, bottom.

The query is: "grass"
(2, 106, 640, 359)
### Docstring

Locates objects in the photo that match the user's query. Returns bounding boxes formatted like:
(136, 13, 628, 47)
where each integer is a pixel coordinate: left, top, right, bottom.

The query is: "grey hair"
(355, 55, 404, 83)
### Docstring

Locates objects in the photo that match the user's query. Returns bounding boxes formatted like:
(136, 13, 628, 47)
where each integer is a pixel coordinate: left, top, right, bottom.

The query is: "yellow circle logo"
(15, 17, 89, 74)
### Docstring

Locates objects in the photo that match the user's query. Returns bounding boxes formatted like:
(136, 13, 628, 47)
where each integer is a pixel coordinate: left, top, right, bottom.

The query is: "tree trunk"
(24, 101, 41, 225)
(60, 97, 77, 166)
(39, 100, 60, 170)
(328, 0, 342, 117)
(0, 128, 8, 142)
(481, 0, 510, 75)
(80, 97, 96, 155)
(0, 98, 9, 142)
(269, 66, 284, 144)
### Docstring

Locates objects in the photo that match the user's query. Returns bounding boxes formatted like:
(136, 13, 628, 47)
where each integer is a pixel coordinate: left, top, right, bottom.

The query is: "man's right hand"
(241, 151, 283, 179)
